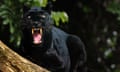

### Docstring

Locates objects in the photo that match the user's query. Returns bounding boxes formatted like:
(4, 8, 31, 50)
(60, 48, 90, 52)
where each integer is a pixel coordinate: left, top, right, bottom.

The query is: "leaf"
(32, 0, 48, 7)
(107, 1, 120, 15)
(51, 12, 59, 26)
(104, 48, 113, 59)
(10, 34, 15, 43)
(9, 22, 15, 34)
(60, 12, 68, 23)
(83, 5, 92, 13)
(0, 5, 7, 10)
(3, 18, 10, 25)
(16, 35, 21, 46)
(51, 11, 69, 26)
(0, 11, 8, 16)
(19, 0, 26, 3)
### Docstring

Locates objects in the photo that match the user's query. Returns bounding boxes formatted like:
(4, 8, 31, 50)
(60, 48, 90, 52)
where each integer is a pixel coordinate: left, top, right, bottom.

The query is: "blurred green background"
(0, 0, 120, 72)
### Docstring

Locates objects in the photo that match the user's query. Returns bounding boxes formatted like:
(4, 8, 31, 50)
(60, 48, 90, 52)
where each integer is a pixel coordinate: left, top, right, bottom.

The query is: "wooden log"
(0, 41, 49, 72)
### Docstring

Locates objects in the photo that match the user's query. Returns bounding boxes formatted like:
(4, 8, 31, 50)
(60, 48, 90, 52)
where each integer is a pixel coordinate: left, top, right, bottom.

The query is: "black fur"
(19, 7, 86, 72)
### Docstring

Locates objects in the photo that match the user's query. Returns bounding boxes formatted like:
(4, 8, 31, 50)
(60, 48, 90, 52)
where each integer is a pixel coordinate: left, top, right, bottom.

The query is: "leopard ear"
(23, 4, 30, 15)
(43, 0, 53, 14)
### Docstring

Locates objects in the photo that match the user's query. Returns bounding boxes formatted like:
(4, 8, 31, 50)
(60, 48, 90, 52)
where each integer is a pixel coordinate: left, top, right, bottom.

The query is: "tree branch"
(0, 40, 49, 72)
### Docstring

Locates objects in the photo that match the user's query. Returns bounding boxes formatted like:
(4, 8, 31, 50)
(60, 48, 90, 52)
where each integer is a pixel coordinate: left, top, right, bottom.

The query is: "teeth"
(32, 28, 42, 34)
(40, 28, 42, 34)
(34, 28, 39, 30)
(32, 28, 34, 34)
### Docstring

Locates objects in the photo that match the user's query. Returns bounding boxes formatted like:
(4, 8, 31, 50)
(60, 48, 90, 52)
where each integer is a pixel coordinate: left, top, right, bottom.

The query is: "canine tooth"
(32, 28, 34, 34)
(40, 28, 42, 34)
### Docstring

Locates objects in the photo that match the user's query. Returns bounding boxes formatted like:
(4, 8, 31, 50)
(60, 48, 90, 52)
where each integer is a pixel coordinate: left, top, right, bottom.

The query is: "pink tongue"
(33, 33, 42, 44)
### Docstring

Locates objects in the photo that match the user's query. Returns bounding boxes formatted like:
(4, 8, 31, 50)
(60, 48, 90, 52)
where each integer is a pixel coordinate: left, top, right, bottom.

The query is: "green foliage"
(77, 1, 119, 71)
(107, 1, 120, 14)
(104, 48, 113, 59)
(107, 1, 120, 20)
(0, 0, 23, 46)
(51, 11, 68, 26)
(113, 65, 120, 72)
(82, 5, 92, 13)
(32, 0, 48, 7)
(0, 0, 68, 47)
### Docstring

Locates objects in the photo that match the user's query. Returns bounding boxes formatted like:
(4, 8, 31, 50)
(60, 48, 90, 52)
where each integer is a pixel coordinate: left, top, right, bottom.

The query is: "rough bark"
(0, 40, 49, 72)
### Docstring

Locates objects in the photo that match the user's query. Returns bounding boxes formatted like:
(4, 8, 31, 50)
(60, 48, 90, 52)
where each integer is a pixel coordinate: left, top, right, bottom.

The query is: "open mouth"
(32, 27, 42, 44)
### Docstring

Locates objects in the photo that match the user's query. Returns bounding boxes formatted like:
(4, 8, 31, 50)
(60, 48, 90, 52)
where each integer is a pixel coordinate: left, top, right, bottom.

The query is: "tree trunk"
(0, 40, 49, 72)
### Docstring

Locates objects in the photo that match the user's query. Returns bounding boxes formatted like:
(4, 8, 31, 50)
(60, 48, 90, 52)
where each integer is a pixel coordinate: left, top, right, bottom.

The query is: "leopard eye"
(28, 16, 31, 19)
(40, 15, 46, 18)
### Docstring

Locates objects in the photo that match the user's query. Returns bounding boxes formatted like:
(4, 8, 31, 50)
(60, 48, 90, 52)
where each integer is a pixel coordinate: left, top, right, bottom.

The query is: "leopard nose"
(34, 21, 38, 25)
(33, 21, 41, 27)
